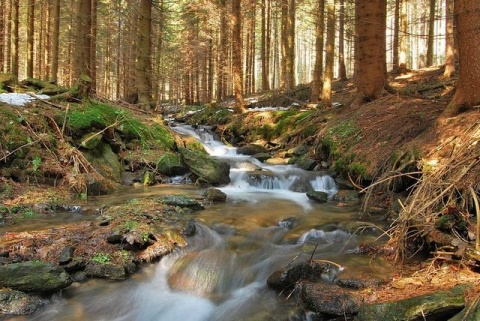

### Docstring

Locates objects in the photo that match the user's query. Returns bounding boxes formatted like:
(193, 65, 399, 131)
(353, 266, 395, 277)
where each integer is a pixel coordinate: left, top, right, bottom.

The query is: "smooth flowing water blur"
(2, 124, 393, 321)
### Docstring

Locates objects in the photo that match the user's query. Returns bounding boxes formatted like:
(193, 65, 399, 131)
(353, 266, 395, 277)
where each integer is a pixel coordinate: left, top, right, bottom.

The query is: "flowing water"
(3, 124, 392, 321)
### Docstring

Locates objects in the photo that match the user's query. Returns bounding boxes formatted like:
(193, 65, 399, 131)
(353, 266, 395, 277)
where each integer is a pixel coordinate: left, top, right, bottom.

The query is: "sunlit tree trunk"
(337, 0, 347, 80)
(285, 0, 295, 90)
(310, 0, 324, 102)
(280, 0, 287, 90)
(216, 1, 227, 102)
(11, 0, 19, 77)
(426, 0, 435, 66)
(353, 0, 387, 106)
(261, 0, 270, 91)
(27, 0, 35, 78)
(0, 2, 5, 72)
(399, 0, 408, 73)
(442, 0, 480, 117)
(321, 0, 335, 105)
(443, 0, 455, 78)
(90, 0, 97, 94)
(232, 0, 245, 112)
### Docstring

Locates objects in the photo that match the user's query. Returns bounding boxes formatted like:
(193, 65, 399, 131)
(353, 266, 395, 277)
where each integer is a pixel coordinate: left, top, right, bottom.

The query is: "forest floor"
(1, 66, 480, 315)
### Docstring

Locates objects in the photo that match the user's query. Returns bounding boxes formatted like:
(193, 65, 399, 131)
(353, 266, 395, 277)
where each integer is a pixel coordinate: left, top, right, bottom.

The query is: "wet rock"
(279, 217, 298, 229)
(237, 144, 268, 155)
(32, 203, 53, 214)
(63, 258, 87, 272)
(55, 204, 82, 212)
(302, 283, 363, 316)
(0, 261, 72, 293)
(294, 155, 318, 171)
(179, 147, 230, 185)
(181, 220, 197, 236)
(204, 188, 227, 203)
(162, 195, 204, 211)
(334, 176, 355, 189)
(58, 246, 75, 265)
(251, 152, 271, 162)
(156, 152, 188, 176)
(124, 262, 137, 274)
(107, 232, 123, 244)
(0, 288, 46, 315)
(306, 190, 329, 203)
(355, 284, 471, 321)
(286, 145, 308, 157)
(267, 261, 339, 291)
(71, 271, 87, 282)
(85, 262, 126, 280)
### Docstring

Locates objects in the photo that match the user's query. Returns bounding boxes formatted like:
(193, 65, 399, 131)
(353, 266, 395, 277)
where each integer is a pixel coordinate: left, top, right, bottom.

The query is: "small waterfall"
(310, 175, 338, 197)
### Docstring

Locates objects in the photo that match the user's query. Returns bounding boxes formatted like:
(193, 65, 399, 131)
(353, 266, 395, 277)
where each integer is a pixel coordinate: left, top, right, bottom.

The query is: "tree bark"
(426, 0, 436, 67)
(321, 0, 335, 105)
(337, 0, 347, 80)
(72, 0, 92, 97)
(286, 0, 295, 90)
(232, 0, 245, 113)
(442, 0, 480, 117)
(310, 0, 324, 102)
(11, 0, 19, 77)
(216, 1, 227, 102)
(0, 2, 5, 72)
(27, 0, 35, 78)
(443, 0, 455, 78)
(353, 0, 387, 105)
(135, 0, 152, 109)
(280, 0, 288, 90)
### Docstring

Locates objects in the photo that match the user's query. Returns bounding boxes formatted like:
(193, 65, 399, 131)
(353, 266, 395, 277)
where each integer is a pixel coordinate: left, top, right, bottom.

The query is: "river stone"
(306, 190, 329, 203)
(294, 155, 318, 171)
(85, 262, 126, 280)
(237, 144, 268, 155)
(59, 246, 75, 265)
(355, 284, 471, 321)
(162, 195, 204, 211)
(179, 147, 230, 185)
(286, 145, 308, 157)
(204, 188, 227, 203)
(302, 282, 363, 316)
(181, 220, 197, 236)
(267, 261, 337, 291)
(0, 261, 72, 293)
(0, 288, 46, 315)
(156, 152, 188, 176)
(251, 152, 271, 162)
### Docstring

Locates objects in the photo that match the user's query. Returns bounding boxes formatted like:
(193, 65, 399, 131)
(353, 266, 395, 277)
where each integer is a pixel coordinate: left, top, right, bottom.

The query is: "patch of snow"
(246, 106, 290, 112)
(0, 92, 50, 106)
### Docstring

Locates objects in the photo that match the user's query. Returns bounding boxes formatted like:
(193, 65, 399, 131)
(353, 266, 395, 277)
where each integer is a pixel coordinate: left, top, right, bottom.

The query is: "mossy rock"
(355, 284, 471, 321)
(0, 73, 17, 92)
(142, 170, 156, 186)
(156, 152, 188, 176)
(306, 190, 329, 203)
(82, 142, 122, 194)
(179, 147, 230, 186)
(77, 132, 103, 150)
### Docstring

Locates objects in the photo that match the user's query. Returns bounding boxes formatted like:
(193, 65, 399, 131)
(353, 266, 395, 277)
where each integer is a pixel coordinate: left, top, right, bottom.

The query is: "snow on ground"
(0, 93, 50, 106)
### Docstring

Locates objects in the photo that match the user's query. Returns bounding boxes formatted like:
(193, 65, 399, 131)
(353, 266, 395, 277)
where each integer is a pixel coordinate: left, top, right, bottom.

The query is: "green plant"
(127, 198, 140, 205)
(91, 253, 110, 264)
(123, 220, 138, 231)
(31, 156, 42, 172)
(22, 208, 37, 219)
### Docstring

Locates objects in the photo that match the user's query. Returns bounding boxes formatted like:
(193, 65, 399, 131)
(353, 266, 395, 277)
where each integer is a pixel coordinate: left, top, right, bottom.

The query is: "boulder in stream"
(85, 262, 126, 280)
(306, 190, 329, 203)
(156, 152, 188, 176)
(204, 187, 227, 203)
(161, 195, 204, 211)
(237, 144, 268, 155)
(0, 288, 46, 315)
(0, 261, 72, 293)
(179, 147, 230, 185)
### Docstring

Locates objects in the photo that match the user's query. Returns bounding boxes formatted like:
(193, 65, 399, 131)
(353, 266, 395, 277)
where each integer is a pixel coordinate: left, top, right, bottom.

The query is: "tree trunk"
(321, 0, 335, 105)
(90, 0, 97, 94)
(0, 2, 5, 72)
(280, 0, 288, 90)
(443, 0, 455, 78)
(426, 0, 435, 67)
(72, 0, 92, 97)
(11, 0, 19, 77)
(27, 0, 35, 78)
(310, 0, 324, 102)
(261, 0, 270, 91)
(232, 0, 245, 113)
(216, 1, 227, 102)
(442, 0, 480, 117)
(392, 0, 400, 72)
(399, 0, 408, 73)
(353, 0, 387, 105)
(286, 0, 295, 90)
(135, 0, 152, 109)
(337, 0, 347, 80)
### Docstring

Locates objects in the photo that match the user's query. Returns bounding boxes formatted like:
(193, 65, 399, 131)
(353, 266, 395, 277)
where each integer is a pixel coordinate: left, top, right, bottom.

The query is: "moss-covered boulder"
(84, 262, 126, 280)
(77, 132, 103, 150)
(306, 190, 329, 203)
(355, 284, 471, 321)
(0, 261, 72, 293)
(204, 188, 227, 203)
(161, 195, 204, 211)
(156, 152, 188, 176)
(82, 142, 122, 194)
(179, 147, 230, 185)
(0, 289, 46, 315)
(237, 144, 268, 155)
(0, 73, 17, 93)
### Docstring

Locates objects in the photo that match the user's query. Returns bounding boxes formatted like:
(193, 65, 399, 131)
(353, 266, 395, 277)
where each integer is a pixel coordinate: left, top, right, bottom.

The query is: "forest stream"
(1, 123, 392, 321)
